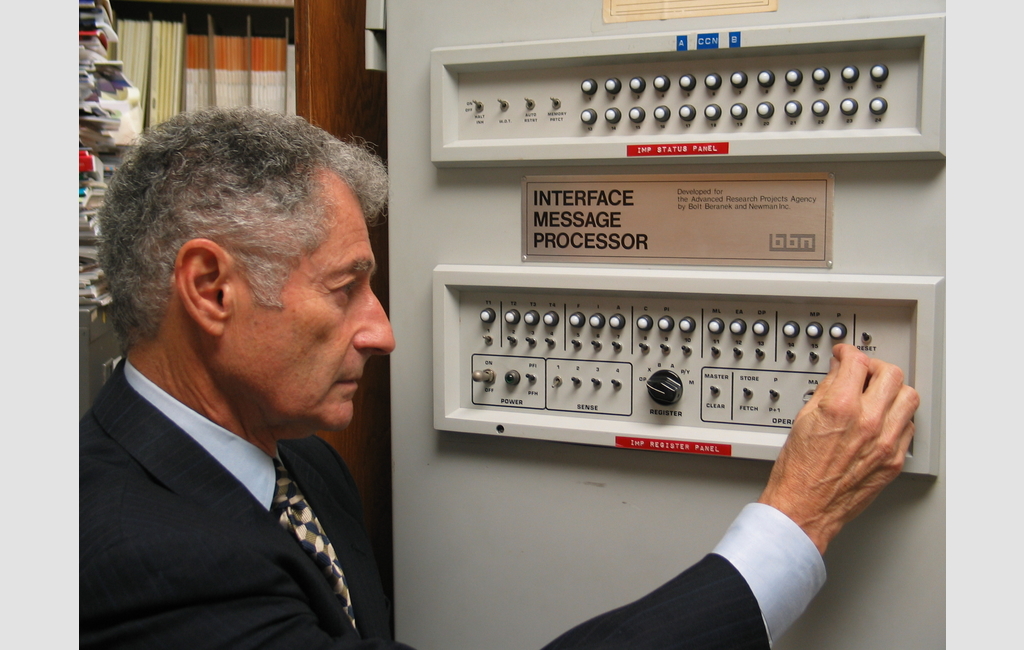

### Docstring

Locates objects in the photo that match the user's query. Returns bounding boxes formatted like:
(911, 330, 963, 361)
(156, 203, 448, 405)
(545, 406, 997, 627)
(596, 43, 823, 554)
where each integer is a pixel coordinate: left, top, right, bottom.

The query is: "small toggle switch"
(472, 369, 495, 383)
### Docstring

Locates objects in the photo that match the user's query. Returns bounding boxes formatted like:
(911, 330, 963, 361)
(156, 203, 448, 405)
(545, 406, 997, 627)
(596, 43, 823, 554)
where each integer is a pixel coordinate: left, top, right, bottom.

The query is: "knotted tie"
(271, 458, 357, 629)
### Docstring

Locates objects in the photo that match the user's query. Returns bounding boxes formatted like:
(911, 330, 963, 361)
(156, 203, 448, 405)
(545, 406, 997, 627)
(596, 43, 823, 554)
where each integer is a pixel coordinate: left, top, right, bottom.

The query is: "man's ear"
(174, 239, 241, 337)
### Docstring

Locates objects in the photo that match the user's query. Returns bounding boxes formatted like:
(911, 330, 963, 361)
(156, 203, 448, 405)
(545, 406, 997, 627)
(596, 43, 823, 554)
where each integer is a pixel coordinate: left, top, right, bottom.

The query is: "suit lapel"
(92, 366, 264, 525)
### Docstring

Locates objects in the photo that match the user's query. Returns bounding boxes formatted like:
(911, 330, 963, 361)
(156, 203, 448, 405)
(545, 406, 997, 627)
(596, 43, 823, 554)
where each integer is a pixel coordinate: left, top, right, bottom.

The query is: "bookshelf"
(110, 1, 295, 127)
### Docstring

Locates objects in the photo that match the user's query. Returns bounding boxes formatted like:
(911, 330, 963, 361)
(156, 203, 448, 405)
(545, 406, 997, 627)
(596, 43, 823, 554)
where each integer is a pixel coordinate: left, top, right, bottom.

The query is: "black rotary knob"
(646, 369, 683, 405)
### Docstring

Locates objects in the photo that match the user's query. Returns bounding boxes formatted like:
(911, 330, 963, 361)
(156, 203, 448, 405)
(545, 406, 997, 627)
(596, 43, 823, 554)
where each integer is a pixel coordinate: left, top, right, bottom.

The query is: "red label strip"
(626, 142, 730, 157)
(615, 436, 732, 456)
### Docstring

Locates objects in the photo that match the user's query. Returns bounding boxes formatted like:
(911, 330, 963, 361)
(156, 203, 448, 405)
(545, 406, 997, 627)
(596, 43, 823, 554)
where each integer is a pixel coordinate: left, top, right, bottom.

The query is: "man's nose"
(357, 291, 396, 355)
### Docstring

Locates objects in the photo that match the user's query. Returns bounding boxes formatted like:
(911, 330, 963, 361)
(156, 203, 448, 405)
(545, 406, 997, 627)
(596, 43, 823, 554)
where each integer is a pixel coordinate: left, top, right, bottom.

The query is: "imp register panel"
(385, 1, 945, 649)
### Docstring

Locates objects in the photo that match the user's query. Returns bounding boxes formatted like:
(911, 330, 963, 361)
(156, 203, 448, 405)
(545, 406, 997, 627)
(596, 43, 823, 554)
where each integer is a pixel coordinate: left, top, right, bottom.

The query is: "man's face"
(221, 173, 395, 441)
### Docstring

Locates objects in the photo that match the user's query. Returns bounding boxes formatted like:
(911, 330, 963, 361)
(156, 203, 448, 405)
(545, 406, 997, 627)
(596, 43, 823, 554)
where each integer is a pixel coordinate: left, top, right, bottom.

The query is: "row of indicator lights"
(582, 97, 886, 124)
(582, 65, 889, 96)
(482, 308, 852, 339)
(468, 66, 888, 116)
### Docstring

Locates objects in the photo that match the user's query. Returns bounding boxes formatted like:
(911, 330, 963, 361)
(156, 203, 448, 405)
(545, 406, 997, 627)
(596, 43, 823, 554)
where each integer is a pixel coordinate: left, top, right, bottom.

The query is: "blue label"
(729, 31, 741, 48)
(696, 33, 719, 49)
(676, 35, 688, 51)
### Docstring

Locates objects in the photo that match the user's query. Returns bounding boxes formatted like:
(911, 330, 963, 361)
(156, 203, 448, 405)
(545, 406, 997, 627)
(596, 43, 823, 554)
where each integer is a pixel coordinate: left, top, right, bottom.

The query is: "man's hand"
(758, 344, 920, 556)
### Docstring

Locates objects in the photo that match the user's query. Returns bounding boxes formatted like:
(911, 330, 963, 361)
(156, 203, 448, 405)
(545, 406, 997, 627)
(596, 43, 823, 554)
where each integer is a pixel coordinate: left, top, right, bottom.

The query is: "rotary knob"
(646, 369, 683, 405)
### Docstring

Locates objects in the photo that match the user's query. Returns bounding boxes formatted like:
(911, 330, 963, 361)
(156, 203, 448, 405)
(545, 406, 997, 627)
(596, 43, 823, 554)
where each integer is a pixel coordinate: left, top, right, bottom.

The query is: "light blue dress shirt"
(124, 360, 277, 509)
(123, 359, 824, 644)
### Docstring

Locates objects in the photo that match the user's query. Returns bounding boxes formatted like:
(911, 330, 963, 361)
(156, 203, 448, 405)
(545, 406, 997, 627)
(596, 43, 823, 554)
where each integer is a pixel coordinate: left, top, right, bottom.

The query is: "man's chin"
(313, 404, 355, 432)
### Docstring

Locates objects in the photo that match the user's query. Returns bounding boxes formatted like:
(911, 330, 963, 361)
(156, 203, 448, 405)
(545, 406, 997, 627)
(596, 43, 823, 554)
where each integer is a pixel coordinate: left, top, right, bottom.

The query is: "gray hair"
(98, 107, 388, 350)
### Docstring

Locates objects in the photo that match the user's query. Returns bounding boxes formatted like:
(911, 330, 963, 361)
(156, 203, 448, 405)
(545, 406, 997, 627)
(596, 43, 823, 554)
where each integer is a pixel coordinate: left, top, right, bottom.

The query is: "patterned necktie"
(271, 457, 357, 629)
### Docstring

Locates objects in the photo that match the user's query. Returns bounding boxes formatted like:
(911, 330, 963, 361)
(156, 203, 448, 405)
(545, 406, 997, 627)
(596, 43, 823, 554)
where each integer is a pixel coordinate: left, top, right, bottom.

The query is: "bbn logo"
(769, 234, 816, 252)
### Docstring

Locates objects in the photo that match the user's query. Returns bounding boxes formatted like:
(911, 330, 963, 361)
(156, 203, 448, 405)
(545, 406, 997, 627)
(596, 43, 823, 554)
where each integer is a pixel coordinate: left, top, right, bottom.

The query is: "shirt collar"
(123, 359, 277, 509)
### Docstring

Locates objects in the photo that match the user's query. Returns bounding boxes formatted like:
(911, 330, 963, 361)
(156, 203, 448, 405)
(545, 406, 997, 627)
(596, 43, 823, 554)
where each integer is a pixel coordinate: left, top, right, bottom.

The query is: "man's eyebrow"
(352, 258, 376, 275)
(325, 258, 376, 282)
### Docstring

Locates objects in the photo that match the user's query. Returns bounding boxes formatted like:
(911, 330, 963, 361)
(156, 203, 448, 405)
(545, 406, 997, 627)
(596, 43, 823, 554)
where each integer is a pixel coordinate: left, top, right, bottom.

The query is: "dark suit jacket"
(80, 365, 768, 650)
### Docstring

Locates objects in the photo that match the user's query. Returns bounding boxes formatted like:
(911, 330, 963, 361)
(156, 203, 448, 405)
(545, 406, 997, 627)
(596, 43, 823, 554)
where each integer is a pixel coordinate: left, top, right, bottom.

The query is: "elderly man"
(80, 107, 919, 650)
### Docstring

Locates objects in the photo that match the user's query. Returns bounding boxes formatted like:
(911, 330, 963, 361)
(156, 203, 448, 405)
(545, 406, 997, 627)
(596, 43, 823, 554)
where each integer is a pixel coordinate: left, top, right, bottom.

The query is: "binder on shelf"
(119, 9, 294, 122)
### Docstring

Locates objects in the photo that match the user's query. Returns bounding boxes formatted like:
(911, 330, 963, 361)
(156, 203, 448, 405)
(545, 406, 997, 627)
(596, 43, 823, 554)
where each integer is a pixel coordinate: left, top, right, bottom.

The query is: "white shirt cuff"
(713, 503, 826, 644)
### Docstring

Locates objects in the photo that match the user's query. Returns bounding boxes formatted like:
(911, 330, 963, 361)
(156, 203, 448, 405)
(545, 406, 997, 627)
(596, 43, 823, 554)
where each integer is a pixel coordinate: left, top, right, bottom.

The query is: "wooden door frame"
(294, 0, 393, 617)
